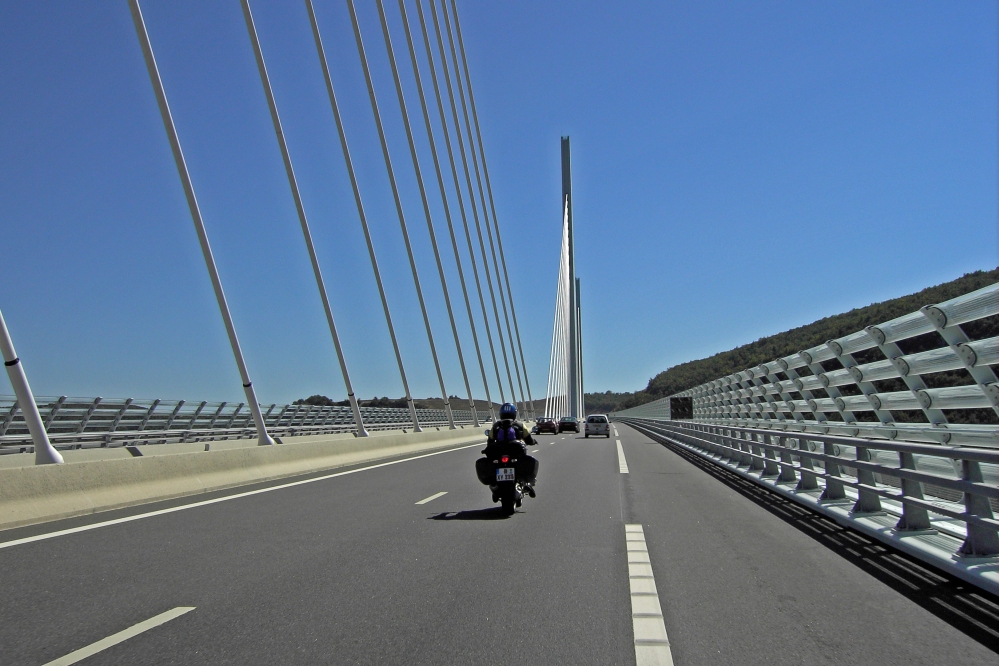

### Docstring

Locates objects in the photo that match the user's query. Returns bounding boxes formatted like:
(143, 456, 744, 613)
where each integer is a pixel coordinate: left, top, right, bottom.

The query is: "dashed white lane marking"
(42, 606, 195, 666)
(626, 525, 674, 666)
(415, 491, 448, 505)
(617, 440, 629, 474)
(531, 449, 539, 453)
(0, 442, 485, 551)
(613, 427, 619, 436)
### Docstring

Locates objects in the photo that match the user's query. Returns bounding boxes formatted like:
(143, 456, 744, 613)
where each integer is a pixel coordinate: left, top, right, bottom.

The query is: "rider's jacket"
(485, 418, 535, 451)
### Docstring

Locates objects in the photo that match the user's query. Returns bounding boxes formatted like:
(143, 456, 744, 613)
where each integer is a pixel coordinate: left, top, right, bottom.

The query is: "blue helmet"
(499, 402, 517, 420)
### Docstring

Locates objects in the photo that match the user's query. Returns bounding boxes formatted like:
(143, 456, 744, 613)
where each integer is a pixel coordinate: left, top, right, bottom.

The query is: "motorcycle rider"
(483, 402, 538, 498)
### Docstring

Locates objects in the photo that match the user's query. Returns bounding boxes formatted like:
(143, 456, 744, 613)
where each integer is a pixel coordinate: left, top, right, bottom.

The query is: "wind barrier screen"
(0, 397, 492, 453)
(614, 283, 999, 448)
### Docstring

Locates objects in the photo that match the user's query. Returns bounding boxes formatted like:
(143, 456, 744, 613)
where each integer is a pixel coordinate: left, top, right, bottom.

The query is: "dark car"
(557, 416, 580, 433)
(536, 418, 558, 435)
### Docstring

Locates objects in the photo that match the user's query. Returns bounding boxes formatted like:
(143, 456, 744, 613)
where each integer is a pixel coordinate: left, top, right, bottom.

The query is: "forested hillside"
(611, 268, 999, 411)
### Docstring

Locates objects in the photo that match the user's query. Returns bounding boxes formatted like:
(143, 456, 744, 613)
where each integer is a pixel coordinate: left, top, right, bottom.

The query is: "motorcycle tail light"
(501, 455, 509, 463)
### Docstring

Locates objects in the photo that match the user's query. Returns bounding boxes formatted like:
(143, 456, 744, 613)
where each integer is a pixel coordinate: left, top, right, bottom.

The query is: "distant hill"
(294, 395, 500, 412)
(603, 268, 999, 412)
(297, 269, 999, 420)
(582, 391, 636, 415)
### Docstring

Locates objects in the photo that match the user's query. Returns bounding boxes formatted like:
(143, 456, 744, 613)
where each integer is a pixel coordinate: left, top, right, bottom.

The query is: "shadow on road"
(428, 508, 513, 521)
(656, 437, 999, 653)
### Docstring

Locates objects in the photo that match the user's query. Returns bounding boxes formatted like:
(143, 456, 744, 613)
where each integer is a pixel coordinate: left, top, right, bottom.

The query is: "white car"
(585, 414, 610, 438)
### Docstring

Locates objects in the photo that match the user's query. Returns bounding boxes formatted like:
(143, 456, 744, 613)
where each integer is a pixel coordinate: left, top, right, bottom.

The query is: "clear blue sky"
(1, 1, 996, 404)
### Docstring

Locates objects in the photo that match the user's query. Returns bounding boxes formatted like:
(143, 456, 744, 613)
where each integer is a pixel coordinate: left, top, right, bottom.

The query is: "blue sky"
(1, 1, 996, 404)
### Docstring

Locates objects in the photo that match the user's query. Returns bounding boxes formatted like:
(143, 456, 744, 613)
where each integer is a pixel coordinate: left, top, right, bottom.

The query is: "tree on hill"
(293, 395, 349, 407)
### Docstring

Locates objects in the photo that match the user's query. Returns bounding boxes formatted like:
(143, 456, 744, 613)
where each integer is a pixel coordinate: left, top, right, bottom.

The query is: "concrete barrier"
(0, 426, 489, 531)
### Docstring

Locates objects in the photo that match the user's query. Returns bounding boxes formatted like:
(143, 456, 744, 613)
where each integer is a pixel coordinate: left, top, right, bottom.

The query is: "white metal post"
(242, 0, 368, 437)
(308, 0, 421, 432)
(396, 0, 483, 428)
(349, 0, 448, 430)
(0, 309, 63, 464)
(429, 0, 506, 407)
(375, 0, 465, 429)
(576, 277, 584, 415)
(129, 0, 275, 446)
(548, 203, 568, 421)
(439, 0, 518, 411)
(421, 0, 498, 421)
(450, 0, 535, 419)
(446, 0, 526, 416)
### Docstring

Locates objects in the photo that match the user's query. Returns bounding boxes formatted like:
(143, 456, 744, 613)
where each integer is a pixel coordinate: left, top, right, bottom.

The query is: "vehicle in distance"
(536, 418, 558, 435)
(585, 414, 610, 438)
(557, 416, 580, 433)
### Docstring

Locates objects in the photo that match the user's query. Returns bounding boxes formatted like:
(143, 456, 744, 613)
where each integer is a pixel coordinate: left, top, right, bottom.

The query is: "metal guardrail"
(618, 418, 999, 594)
(614, 283, 999, 448)
(0, 396, 491, 453)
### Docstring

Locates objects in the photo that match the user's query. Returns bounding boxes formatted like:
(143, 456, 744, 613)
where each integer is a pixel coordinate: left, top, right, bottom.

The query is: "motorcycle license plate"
(496, 467, 516, 482)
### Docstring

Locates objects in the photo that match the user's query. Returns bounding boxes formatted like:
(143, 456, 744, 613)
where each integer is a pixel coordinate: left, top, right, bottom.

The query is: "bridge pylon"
(545, 137, 584, 420)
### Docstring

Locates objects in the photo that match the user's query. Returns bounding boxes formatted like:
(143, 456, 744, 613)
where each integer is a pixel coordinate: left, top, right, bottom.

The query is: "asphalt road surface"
(2, 423, 997, 665)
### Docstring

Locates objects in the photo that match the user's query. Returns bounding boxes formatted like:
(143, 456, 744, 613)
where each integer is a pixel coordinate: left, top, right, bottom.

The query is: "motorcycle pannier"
(474, 457, 493, 485)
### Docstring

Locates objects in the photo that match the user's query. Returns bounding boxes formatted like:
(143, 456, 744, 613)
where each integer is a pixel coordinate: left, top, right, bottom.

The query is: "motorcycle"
(475, 430, 539, 515)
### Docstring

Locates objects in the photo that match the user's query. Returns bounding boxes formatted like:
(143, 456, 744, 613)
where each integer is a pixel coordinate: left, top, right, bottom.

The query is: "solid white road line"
(617, 440, 629, 474)
(625, 525, 674, 666)
(0, 442, 484, 551)
(42, 606, 195, 666)
(415, 491, 448, 505)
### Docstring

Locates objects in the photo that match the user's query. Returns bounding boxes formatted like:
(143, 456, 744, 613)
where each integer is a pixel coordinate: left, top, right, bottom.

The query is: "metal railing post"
(77, 397, 102, 434)
(819, 441, 846, 501)
(44, 396, 66, 429)
(138, 399, 159, 432)
(748, 431, 765, 471)
(795, 439, 819, 491)
(762, 433, 781, 477)
(895, 451, 931, 531)
(1, 401, 19, 437)
(851, 445, 882, 513)
(777, 436, 797, 483)
(164, 400, 184, 431)
(959, 459, 999, 556)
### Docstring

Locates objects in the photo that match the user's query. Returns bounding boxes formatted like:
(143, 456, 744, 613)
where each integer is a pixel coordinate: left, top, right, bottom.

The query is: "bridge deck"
(1, 425, 995, 664)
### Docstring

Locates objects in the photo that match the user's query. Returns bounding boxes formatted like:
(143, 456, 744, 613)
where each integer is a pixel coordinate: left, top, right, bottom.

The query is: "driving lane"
(1, 433, 634, 665)
(615, 422, 998, 665)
